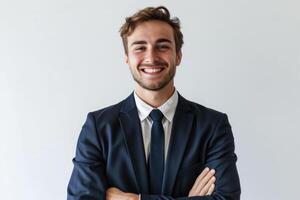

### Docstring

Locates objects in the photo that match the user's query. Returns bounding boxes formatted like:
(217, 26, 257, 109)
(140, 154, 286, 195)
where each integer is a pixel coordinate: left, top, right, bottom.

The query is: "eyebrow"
(156, 38, 172, 44)
(130, 41, 147, 46)
(130, 38, 172, 47)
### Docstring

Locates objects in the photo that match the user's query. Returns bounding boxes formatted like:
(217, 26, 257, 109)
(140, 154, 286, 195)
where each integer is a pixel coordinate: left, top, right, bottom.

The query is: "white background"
(1, 0, 299, 199)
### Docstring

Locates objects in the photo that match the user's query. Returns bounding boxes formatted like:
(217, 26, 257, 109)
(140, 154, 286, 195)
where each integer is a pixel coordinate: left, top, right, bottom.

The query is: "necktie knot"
(149, 109, 164, 122)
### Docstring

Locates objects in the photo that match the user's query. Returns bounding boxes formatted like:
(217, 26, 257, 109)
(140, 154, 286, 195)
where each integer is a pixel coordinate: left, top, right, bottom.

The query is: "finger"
(189, 167, 210, 195)
(106, 187, 122, 200)
(207, 183, 215, 195)
(106, 192, 113, 200)
(106, 191, 122, 200)
(111, 187, 123, 194)
(107, 187, 117, 192)
(106, 188, 116, 198)
(199, 175, 216, 195)
(190, 168, 214, 196)
(195, 169, 215, 194)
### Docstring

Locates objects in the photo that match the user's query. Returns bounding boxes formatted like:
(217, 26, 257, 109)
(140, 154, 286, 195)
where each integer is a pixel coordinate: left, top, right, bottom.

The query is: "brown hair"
(119, 6, 183, 54)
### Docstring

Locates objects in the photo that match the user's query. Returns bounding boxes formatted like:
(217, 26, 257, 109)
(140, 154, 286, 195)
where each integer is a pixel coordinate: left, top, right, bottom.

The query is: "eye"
(157, 44, 170, 51)
(134, 46, 146, 52)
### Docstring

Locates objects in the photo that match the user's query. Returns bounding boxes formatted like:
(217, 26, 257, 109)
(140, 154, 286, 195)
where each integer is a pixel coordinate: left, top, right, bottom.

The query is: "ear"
(176, 50, 182, 66)
(125, 54, 129, 64)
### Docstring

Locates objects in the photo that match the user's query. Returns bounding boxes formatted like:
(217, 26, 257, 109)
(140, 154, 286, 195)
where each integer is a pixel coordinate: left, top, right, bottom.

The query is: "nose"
(144, 48, 158, 64)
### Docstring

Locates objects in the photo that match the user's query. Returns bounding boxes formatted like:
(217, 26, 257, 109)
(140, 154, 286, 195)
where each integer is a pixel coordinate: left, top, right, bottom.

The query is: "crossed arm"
(106, 167, 216, 200)
(68, 113, 240, 200)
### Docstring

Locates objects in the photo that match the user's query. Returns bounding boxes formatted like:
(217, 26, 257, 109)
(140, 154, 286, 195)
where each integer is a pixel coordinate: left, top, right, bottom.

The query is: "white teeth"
(143, 68, 162, 73)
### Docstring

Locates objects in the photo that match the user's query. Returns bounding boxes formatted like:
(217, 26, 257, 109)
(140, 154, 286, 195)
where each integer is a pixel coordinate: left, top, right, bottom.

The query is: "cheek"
(128, 54, 143, 65)
(164, 55, 177, 64)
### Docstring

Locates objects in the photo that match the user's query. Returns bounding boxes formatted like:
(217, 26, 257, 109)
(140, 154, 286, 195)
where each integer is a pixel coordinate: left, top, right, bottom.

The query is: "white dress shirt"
(134, 90, 178, 162)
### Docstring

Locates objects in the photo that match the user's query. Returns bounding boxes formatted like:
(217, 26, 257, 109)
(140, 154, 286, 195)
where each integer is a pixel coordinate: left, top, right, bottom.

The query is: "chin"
(140, 81, 170, 91)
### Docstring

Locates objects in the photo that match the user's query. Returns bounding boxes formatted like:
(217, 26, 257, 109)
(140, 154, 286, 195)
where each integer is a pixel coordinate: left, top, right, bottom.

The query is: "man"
(67, 6, 241, 200)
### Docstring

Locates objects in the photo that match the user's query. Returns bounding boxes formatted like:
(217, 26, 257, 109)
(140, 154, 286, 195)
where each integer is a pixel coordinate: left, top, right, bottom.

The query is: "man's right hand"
(188, 167, 216, 197)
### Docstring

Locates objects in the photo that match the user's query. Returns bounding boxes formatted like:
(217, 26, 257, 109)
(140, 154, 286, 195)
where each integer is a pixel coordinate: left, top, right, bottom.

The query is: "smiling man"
(67, 6, 241, 200)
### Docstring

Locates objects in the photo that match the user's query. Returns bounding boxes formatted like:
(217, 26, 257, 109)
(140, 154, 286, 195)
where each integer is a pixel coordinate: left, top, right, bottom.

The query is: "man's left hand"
(106, 187, 139, 200)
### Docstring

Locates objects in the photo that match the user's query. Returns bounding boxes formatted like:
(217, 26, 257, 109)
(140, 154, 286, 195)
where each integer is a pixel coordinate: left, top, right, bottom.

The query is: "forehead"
(127, 20, 175, 44)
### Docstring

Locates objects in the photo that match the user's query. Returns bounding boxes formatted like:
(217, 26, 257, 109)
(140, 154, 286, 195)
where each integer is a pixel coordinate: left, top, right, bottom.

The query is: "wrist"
(127, 192, 139, 200)
(132, 193, 139, 200)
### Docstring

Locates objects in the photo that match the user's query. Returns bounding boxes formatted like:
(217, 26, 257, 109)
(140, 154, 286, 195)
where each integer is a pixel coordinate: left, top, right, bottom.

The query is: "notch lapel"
(119, 93, 150, 193)
(162, 94, 194, 195)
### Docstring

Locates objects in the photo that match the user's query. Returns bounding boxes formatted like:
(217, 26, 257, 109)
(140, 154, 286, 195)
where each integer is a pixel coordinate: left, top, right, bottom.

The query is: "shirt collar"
(134, 89, 178, 122)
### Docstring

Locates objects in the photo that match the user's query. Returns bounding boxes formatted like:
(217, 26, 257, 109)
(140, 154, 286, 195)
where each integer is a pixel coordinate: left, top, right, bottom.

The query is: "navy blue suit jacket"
(67, 92, 241, 199)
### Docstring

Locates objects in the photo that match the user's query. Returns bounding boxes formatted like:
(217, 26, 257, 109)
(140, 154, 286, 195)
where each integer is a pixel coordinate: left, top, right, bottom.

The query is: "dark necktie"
(148, 109, 164, 194)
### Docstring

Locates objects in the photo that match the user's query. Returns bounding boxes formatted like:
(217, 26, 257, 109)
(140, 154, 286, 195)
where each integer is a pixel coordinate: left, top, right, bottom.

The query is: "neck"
(135, 82, 175, 108)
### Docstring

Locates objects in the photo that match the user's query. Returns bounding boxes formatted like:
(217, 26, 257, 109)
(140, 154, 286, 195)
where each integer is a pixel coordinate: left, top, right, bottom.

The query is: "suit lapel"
(162, 94, 194, 195)
(119, 93, 149, 193)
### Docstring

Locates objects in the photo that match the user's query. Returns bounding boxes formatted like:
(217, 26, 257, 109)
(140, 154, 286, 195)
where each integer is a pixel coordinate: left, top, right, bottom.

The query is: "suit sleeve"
(67, 113, 107, 200)
(141, 113, 241, 200)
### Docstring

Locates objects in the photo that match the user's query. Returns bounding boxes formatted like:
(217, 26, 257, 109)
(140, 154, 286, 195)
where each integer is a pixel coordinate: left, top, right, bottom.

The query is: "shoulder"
(86, 94, 133, 125)
(179, 94, 228, 123)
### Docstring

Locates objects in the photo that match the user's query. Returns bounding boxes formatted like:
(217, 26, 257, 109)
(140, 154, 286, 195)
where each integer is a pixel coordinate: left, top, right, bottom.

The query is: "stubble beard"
(131, 66, 176, 91)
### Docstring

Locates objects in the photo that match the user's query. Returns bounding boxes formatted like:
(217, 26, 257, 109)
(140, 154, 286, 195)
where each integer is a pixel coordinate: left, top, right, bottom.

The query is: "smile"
(139, 63, 166, 75)
(142, 68, 164, 74)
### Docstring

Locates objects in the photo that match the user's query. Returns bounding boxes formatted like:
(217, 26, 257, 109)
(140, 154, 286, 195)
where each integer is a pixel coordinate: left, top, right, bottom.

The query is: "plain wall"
(1, 0, 299, 199)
